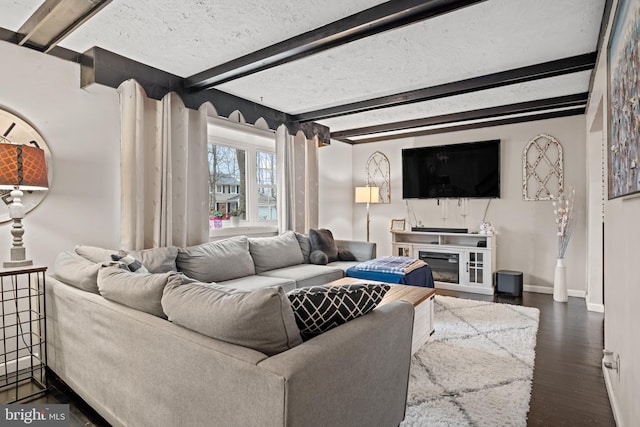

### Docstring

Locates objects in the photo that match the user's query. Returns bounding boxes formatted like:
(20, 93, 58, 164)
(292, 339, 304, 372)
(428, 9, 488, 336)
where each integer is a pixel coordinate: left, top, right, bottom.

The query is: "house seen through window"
(207, 120, 277, 227)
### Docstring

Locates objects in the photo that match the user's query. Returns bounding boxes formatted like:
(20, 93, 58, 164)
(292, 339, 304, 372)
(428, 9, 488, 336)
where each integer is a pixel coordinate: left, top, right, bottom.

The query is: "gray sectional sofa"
(46, 231, 415, 427)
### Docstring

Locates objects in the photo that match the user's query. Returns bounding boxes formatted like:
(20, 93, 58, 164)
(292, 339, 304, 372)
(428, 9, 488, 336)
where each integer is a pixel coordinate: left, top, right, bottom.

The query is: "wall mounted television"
(402, 140, 501, 199)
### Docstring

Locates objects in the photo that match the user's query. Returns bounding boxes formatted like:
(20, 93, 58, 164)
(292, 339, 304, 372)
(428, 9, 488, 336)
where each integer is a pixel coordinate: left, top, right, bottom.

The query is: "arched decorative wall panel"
(523, 133, 564, 201)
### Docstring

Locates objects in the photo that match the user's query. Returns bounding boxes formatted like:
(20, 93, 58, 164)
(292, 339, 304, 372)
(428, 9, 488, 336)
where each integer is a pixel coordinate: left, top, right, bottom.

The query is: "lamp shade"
(355, 186, 380, 204)
(0, 143, 48, 190)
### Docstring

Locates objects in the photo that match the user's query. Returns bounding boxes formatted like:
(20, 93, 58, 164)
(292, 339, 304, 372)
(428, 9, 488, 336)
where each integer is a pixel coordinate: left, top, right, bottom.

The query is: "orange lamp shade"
(0, 143, 49, 190)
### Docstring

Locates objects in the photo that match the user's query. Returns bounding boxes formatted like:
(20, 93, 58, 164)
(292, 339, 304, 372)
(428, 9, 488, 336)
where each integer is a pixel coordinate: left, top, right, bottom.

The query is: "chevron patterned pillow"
(287, 283, 390, 340)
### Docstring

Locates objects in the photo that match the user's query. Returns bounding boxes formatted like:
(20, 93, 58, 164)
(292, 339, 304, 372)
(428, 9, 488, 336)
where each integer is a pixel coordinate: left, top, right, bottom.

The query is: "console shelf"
(392, 231, 496, 295)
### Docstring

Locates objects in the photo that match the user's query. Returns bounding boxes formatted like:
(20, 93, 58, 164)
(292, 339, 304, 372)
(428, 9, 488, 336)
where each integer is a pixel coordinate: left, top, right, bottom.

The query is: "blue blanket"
(352, 256, 423, 274)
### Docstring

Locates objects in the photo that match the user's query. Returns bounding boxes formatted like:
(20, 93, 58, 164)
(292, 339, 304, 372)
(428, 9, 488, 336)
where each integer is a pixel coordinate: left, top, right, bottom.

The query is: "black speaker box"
(495, 270, 523, 297)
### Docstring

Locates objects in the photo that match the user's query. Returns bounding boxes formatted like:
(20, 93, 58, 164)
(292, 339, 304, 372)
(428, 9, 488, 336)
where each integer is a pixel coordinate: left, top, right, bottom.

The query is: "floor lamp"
(0, 141, 49, 267)
(355, 186, 380, 242)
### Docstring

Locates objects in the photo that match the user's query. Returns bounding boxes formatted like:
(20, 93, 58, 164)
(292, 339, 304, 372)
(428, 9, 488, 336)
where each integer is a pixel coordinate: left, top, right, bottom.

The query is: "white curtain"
(118, 79, 210, 250)
(276, 125, 319, 233)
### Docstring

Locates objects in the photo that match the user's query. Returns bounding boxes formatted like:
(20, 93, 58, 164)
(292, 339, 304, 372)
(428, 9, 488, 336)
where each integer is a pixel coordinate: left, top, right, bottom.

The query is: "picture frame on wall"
(607, 0, 640, 199)
(390, 218, 406, 232)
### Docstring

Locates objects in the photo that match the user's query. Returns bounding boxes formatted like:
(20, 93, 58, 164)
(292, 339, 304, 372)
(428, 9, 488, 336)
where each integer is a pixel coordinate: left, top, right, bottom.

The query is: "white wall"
(344, 115, 588, 294)
(0, 41, 121, 269)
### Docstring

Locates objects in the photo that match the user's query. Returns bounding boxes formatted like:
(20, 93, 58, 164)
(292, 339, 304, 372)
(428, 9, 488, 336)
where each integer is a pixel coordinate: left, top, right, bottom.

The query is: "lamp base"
(3, 247, 33, 268)
(3, 259, 33, 268)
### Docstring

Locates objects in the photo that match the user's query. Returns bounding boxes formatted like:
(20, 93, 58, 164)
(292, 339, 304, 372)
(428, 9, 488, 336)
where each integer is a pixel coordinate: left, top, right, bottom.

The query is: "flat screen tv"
(402, 140, 501, 199)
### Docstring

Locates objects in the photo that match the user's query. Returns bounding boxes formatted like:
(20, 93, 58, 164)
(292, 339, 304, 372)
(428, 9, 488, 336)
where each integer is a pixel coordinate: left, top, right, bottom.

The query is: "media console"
(391, 230, 496, 295)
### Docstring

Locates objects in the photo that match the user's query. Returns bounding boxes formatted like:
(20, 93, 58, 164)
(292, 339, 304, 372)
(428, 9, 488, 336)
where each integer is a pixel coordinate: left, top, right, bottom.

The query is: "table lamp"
(355, 186, 380, 242)
(0, 141, 49, 267)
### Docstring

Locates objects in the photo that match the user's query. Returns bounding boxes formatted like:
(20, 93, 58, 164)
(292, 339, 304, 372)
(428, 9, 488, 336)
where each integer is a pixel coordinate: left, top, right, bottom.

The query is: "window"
(208, 145, 246, 219)
(257, 151, 277, 221)
(208, 119, 277, 228)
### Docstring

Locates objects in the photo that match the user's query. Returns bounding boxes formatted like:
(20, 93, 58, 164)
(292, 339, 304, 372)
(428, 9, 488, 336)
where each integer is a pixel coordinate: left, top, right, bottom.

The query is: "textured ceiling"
(1, 0, 608, 141)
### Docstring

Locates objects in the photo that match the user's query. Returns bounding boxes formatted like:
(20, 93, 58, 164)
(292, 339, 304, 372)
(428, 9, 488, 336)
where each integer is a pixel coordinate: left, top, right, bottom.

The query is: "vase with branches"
(553, 187, 575, 259)
(551, 186, 575, 302)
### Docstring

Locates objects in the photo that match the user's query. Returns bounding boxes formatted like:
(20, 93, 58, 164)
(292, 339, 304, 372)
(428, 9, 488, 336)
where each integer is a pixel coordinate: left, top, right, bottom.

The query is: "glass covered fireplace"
(418, 251, 459, 283)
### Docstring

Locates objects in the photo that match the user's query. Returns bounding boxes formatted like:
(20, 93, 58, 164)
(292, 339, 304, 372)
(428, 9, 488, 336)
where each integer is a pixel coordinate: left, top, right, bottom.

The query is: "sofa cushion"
(97, 267, 181, 318)
(217, 275, 297, 293)
(75, 244, 117, 263)
(176, 236, 255, 282)
(249, 231, 304, 273)
(287, 283, 390, 340)
(52, 251, 104, 293)
(162, 281, 302, 356)
(295, 232, 311, 264)
(309, 229, 339, 263)
(259, 264, 345, 289)
(76, 245, 178, 273)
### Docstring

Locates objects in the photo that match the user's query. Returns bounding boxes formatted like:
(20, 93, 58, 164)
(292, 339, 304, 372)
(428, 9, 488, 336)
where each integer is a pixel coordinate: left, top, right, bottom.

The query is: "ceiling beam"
(16, 0, 112, 53)
(345, 108, 586, 144)
(184, 0, 488, 91)
(331, 93, 588, 139)
(295, 52, 596, 122)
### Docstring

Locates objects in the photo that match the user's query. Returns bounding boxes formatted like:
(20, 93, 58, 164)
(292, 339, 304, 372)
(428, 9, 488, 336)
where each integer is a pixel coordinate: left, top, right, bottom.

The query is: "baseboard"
(0, 354, 40, 374)
(587, 302, 605, 313)
(523, 285, 586, 298)
(602, 361, 622, 426)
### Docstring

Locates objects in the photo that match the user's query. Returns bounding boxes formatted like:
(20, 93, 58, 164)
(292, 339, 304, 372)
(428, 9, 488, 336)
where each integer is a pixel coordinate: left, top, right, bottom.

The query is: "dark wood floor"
(18, 290, 615, 426)
(437, 289, 616, 426)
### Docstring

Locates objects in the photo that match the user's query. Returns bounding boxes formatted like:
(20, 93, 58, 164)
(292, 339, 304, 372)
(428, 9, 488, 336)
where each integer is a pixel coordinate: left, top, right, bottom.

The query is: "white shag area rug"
(402, 295, 540, 427)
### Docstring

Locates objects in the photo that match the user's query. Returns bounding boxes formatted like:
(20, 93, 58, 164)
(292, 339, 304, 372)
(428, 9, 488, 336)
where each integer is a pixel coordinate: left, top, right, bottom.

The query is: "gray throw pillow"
(249, 231, 304, 273)
(128, 247, 179, 273)
(309, 229, 339, 263)
(295, 232, 311, 264)
(111, 253, 149, 273)
(97, 267, 182, 318)
(76, 245, 178, 273)
(162, 280, 303, 356)
(52, 251, 103, 293)
(309, 250, 328, 265)
(176, 236, 255, 283)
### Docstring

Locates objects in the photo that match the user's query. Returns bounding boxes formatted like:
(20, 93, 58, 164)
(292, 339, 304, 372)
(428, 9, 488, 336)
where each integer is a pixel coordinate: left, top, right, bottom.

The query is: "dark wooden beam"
(346, 108, 586, 144)
(184, 0, 488, 90)
(331, 93, 588, 139)
(80, 47, 293, 133)
(16, 0, 112, 53)
(295, 53, 596, 122)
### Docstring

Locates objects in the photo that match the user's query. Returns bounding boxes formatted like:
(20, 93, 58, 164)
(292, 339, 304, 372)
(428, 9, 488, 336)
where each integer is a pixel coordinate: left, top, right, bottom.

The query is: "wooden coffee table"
(326, 277, 436, 354)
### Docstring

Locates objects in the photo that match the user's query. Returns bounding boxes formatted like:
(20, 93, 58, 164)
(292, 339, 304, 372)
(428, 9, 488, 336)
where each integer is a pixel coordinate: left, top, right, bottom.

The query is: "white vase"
(553, 257, 568, 302)
(230, 216, 240, 227)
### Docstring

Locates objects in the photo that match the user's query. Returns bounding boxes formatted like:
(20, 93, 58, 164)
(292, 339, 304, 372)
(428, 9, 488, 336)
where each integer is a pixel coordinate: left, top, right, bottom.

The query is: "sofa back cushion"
(249, 231, 304, 273)
(162, 281, 302, 356)
(176, 236, 255, 282)
(97, 267, 182, 318)
(52, 251, 103, 293)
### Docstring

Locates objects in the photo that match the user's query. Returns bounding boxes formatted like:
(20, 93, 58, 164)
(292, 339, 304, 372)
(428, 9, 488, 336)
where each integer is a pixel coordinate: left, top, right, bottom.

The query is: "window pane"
(209, 144, 246, 221)
(257, 151, 277, 221)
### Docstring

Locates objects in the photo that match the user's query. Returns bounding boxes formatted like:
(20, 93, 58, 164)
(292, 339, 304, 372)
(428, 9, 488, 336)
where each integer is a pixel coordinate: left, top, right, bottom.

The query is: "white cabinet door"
(462, 249, 492, 287)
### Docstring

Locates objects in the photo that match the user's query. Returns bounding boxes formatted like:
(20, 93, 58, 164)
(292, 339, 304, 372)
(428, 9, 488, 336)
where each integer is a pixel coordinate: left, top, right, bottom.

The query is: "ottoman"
(346, 257, 435, 288)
